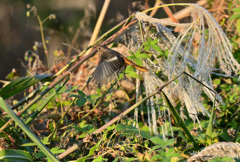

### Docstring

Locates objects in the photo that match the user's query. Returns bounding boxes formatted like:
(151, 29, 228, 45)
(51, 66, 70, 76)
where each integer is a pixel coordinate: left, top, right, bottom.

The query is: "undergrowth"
(0, 1, 240, 162)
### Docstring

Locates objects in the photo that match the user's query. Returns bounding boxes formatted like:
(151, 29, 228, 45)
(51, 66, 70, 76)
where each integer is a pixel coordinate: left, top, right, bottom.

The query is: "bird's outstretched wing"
(91, 53, 126, 85)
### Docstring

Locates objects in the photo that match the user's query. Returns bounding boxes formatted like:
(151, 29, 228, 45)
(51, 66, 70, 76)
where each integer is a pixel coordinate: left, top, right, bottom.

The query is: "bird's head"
(94, 45, 109, 54)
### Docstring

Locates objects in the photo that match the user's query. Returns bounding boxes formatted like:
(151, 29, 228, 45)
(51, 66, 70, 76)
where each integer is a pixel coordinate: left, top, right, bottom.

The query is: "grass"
(0, 1, 240, 161)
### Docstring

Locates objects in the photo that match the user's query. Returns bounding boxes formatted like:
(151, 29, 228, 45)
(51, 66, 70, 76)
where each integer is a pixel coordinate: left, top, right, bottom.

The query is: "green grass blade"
(161, 91, 199, 151)
(25, 78, 69, 125)
(25, 91, 57, 126)
(0, 97, 59, 162)
(0, 74, 53, 99)
(206, 95, 217, 145)
(0, 149, 33, 162)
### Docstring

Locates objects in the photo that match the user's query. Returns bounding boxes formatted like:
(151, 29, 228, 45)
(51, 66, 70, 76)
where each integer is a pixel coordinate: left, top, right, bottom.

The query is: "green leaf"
(69, 94, 80, 98)
(209, 156, 234, 162)
(57, 85, 67, 94)
(115, 124, 126, 131)
(129, 51, 134, 56)
(134, 57, 143, 66)
(162, 157, 171, 162)
(42, 137, 49, 144)
(165, 138, 176, 146)
(165, 148, 174, 156)
(76, 97, 87, 107)
(106, 94, 112, 101)
(135, 49, 141, 56)
(0, 74, 53, 99)
(125, 66, 134, 72)
(35, 151, 45, 159)
(112, 157, 119, 162)
(61, 85, 79, 93)
(148, 38, 152, 43)
(151, 145, 163, 151)
(50, 147, 65, 154)
(229, 14, 240, 20)
(151, 39, 158, 45)
(89, 140, 102, 155)
(237, 19, 240, 33)
(161, 91, 199, 151)
(213, 79, 221, 85)
(144, 45, 151, 51)
(106, 125, 116, 131)
(77, 90, 85, 97)
(168, 152, 181, 158)
(86, 94, 99, 105)
(125, 157, 136, 162)
(151, 154, 162, 160)
(21, 137, 50, 146)
(127, 55, 136, 60)
(92, 156, 106, 162)
(151, 44, 162, 53)
(164, 49, 170, 59)
(0, 98, 58, 162)
(118, 72, 125, 80)
(150, 136, 165, 145)
(143, 42, 149, 46)
(139, 53, 150, 58)
(123, 125, 152, 139)
(0, 149, 33, 162)
(126, 71, 139, 79)
(206, 95, 216, 145)
(232, 7, 240, 12)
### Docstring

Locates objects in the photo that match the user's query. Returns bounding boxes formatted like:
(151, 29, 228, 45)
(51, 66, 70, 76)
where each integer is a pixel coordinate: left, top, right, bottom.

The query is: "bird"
(91, 45, 148, 85)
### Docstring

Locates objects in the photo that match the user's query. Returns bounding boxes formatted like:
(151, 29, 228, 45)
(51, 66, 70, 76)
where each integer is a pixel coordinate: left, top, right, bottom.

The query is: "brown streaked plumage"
(91, 45, 148, 85)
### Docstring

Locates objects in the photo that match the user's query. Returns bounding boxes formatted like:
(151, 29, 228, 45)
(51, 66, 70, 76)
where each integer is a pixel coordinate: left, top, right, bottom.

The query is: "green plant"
(1, 1, 240, 162)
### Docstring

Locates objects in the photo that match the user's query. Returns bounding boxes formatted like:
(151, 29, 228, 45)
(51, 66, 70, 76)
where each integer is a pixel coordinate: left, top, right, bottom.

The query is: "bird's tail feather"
(123, 58, 148, 72)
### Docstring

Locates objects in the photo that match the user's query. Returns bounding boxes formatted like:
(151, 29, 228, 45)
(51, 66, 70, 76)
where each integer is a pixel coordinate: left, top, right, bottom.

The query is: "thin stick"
(162, 4, 179, 23)
(150, 0, 162, 17)
(162, 0, 207, 21)
(37, 15, 48, 63)
(74, 0, 111, 77)
(66, 28, 81, 56)
(88, 0, 111, 47)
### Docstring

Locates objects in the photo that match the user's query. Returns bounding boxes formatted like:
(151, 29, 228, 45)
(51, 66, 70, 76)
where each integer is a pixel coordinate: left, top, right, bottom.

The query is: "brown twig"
(74, 0, 111, 79)
(88, 0, 111, 47)
(162, 4, 179, 23)
(37, 15, 48, 64)
(66, 28, 81, 56)
(162, 0, 207, 21)
(150, 0, 162, 17)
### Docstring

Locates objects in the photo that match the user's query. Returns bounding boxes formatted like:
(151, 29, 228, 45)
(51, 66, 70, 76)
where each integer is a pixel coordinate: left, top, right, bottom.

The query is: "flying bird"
(91, 45, 148, 85)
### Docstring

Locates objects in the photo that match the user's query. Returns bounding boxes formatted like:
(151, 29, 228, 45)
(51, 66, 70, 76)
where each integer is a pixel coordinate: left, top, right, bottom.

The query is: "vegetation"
(0, 1, 240, 161)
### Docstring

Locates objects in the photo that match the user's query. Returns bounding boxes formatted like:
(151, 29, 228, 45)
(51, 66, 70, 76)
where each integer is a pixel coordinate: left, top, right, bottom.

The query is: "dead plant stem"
(0, 17, 137, 132)
(37, 15, 48, 63)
